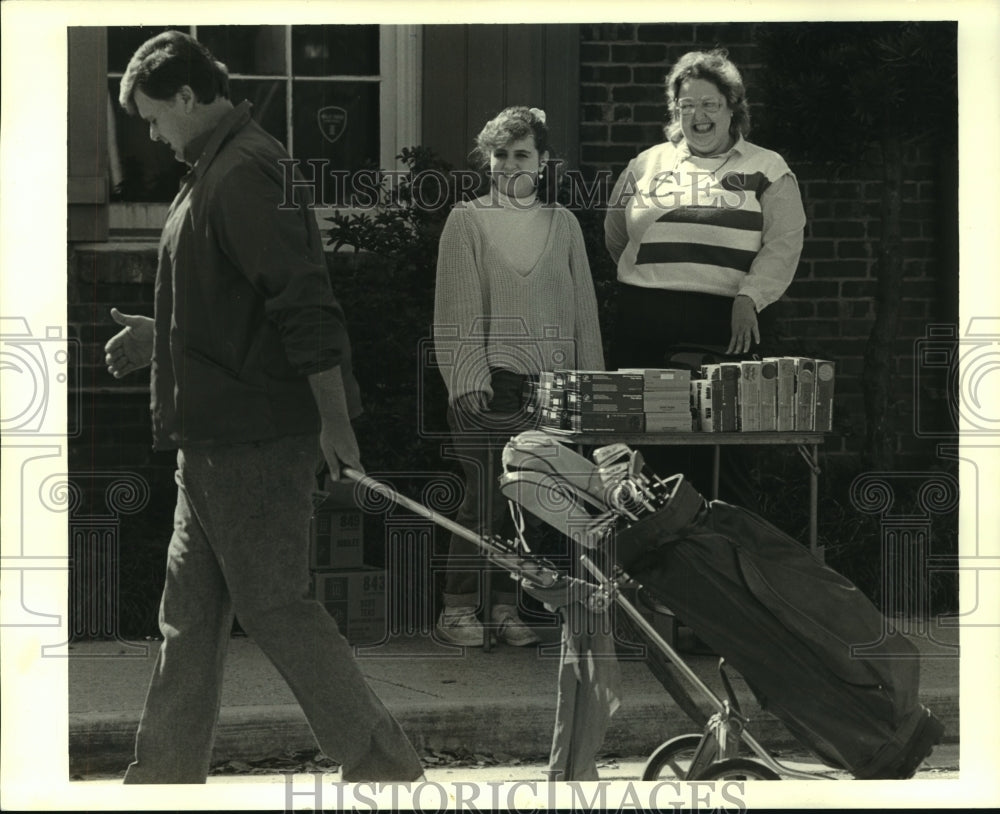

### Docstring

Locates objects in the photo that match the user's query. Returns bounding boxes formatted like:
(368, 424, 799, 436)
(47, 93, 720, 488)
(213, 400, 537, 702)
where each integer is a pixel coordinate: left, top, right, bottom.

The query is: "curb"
(69, 688, 959, 777)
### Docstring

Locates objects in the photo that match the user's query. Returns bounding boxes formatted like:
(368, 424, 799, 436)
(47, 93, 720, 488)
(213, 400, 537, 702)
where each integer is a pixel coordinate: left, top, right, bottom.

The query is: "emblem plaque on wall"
(318, 106, 348, 144)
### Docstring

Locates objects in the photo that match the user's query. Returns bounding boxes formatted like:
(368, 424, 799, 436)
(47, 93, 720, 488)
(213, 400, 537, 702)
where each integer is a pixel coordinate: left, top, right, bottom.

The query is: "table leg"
(811, 443, 822, 562)
(484, 447, 494, 651)
(711, 445, 721, 500)
(797, 443, 823, 562)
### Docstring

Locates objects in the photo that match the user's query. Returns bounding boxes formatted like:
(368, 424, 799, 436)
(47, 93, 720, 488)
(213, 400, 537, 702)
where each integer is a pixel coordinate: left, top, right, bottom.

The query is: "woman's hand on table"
(728, 295, 760, 355)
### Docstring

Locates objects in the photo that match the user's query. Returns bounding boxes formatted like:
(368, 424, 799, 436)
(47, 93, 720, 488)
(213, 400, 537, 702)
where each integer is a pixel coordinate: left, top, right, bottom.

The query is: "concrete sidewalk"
(68, 620, 960, 778)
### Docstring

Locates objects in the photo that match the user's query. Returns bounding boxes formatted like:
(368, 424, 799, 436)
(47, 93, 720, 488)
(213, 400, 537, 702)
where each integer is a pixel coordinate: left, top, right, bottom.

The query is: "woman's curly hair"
(663, 49, 751, 144)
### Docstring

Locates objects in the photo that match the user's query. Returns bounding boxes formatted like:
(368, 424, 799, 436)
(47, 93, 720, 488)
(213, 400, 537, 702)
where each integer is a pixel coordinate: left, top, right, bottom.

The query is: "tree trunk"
(862, 133, 905, 470)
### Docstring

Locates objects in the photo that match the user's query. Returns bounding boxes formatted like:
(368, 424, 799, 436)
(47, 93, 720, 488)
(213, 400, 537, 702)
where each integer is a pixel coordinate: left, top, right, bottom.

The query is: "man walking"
(104, 30, 423, 784)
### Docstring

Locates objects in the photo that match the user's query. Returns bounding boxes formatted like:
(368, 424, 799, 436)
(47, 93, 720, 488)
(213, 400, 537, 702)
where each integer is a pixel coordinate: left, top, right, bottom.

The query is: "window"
(105, 24, 420, 232)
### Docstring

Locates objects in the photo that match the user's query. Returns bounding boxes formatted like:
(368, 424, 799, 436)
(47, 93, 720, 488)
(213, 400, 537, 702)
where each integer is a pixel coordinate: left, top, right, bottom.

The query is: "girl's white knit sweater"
(433, 196, 605, 403)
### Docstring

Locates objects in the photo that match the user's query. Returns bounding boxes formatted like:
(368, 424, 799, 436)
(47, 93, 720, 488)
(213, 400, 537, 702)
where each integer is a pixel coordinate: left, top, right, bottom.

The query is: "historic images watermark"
(906, 321, 1000, 634)
(277, 160, 752, 213)
(284, 774, 748, 813)
(913, 320, 1000, 438)
(1, 315, 151, 657)
(0, 317, 102, 655)
(1, 316, 80, 438)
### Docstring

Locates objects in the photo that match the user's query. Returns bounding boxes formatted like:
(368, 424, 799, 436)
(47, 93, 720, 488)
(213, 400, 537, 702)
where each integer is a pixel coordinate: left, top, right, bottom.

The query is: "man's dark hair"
(119, 30, 230, 115)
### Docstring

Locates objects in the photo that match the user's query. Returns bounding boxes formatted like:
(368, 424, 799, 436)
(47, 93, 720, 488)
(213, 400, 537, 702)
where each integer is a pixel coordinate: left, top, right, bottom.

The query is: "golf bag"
(499, 432, 943, 779)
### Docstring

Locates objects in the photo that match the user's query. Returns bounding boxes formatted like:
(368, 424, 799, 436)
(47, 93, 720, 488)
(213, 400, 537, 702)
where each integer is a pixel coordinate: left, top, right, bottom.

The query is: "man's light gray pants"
(123, 434, 422, 783)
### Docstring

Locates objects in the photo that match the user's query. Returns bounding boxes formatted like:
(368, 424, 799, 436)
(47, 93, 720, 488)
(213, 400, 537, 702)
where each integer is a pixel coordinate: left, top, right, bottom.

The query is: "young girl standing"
(433, 106, 605, 647)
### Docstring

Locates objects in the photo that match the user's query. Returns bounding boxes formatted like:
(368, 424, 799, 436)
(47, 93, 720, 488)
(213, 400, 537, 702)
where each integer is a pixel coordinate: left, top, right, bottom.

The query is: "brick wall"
(577, 22, 958, 461)
(788, 151, 957, 458)
(579, 23, 765, 174)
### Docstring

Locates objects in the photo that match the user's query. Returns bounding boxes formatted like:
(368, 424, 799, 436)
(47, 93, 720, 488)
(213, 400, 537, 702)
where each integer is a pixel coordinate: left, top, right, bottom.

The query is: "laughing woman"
(604, 49, 806, 509)
(433, 106, 604, 648)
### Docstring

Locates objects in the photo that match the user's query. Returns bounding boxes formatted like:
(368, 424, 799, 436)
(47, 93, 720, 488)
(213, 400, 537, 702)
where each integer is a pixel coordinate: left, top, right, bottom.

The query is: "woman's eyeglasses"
(676, 98, 724, 116)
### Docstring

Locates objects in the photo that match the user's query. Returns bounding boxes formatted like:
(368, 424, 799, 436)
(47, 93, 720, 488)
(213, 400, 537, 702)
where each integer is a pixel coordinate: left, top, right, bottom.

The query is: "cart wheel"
(694, 757, 780, 781)
(641, 734, 706, 781)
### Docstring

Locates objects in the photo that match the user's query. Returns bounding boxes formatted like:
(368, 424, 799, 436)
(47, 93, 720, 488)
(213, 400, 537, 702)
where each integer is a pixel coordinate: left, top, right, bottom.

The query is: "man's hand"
(319, 421, 363, 480)
(309, 367, 363, 480)
(104, 308, 154, 378)
(727, 295, 760, 355)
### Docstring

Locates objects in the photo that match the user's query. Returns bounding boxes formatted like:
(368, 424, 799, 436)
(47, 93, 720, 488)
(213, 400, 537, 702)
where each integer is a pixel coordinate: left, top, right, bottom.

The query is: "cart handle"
(340, 467, 605, 602)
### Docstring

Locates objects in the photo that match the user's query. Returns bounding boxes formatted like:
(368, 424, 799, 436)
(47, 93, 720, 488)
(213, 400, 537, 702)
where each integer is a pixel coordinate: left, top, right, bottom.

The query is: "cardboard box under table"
(309, 566, 387, 646)
(310, 481, 365, 570)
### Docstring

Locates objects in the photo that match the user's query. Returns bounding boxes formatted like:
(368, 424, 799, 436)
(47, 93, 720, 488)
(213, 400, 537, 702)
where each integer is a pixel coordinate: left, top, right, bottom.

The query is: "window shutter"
(68, 28, 109, 242)
(422, 24, 579, 174)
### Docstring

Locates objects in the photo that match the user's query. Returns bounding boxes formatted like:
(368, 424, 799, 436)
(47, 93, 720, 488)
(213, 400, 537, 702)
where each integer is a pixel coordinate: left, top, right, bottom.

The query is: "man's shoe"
(436, 606, 485, 647)
(492, 604, 540, 647)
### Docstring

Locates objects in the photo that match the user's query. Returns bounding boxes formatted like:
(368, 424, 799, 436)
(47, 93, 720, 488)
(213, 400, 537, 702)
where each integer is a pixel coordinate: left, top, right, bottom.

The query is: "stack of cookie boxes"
(532, 359, 835, 434)
(307, 480, 386, 645)
(696, 358, 835, 432)
(535, 369, 694, 433)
